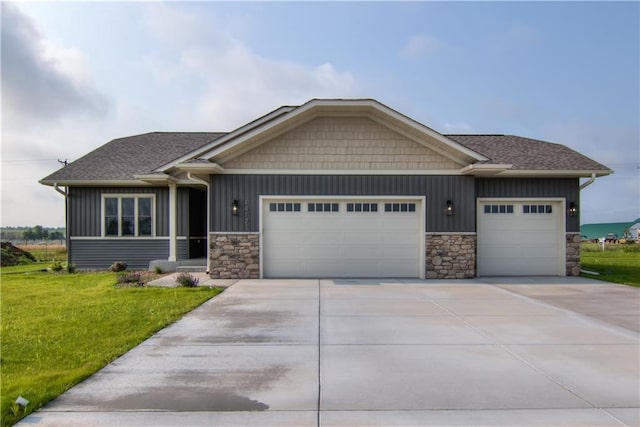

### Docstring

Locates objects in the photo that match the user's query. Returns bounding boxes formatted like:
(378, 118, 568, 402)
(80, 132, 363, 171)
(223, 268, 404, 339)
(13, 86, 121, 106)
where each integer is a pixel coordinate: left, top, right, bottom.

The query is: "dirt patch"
(1, 242, 36, 266)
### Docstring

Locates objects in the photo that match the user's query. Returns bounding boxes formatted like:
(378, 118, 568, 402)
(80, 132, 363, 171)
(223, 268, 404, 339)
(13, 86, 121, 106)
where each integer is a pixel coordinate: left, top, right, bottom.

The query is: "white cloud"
(141, 3, 357, 130)
(399, 34, 441, 60)
(0, 2, 110, 128)
(1, 2, 359, 226)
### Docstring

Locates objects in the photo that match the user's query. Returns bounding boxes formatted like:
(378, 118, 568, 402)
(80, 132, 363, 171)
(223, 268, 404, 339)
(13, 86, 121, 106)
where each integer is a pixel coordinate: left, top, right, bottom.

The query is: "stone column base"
(426, 234, 476, 279)
(209, 233, 260, 279)
(566, 233, 581, 276)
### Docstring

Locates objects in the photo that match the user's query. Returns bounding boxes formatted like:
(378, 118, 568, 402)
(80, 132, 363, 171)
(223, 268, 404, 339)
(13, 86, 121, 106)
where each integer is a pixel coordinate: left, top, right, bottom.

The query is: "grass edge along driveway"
(580, 243, 640, 287)
(0, 270, 221, 427)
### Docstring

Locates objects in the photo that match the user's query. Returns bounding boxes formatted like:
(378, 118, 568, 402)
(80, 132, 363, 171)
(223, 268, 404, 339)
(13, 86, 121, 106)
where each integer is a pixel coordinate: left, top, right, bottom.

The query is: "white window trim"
(101, 194, 156, 238)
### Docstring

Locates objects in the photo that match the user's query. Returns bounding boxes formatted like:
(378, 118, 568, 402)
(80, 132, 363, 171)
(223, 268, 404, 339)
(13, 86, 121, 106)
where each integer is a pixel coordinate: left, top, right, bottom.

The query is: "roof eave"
(40, 179, 157, 187)
(498, 169, 613, 178)
(460, 164, 513, 176)
(173, 162, 225, 174)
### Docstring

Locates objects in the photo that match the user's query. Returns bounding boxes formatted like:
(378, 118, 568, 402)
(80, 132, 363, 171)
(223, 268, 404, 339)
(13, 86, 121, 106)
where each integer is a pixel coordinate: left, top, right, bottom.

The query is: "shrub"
(153, 265, 164, 274)
(176, 272, 199, 287)
(66, 263, 77, 273)
(50, 261, 64, 272)
(110, 261, 127, 272)
(117, 272, 144, 287)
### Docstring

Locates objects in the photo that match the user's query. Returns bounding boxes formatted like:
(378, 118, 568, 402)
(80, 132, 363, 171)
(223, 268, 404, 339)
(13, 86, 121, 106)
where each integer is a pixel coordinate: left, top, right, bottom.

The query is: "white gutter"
(187, 173, 211, 274)
(580, 173, 597, 190)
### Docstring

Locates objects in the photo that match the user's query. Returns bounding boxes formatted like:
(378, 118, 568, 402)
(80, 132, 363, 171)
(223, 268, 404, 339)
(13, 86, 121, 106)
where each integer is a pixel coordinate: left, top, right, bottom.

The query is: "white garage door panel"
(478, 200, 563, 276)
(263, 199, 422, 278)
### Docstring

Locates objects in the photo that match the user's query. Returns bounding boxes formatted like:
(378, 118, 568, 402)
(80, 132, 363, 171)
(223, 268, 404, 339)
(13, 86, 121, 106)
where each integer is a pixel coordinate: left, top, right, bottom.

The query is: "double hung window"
(103, 195, 154, 237)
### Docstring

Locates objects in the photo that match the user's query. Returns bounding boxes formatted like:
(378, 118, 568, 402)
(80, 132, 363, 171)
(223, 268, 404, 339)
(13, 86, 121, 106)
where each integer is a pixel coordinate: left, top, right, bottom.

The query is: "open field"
(581, 243, 640, 287)
(15, 243, 67, 263)
(0, 269, 221, 426)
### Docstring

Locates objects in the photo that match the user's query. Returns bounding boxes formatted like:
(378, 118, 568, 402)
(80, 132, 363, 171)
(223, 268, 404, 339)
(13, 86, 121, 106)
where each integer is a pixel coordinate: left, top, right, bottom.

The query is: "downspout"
(54, 183, 70, 267)
(187, 173, 210, 273)
(579, 173, 597, 190)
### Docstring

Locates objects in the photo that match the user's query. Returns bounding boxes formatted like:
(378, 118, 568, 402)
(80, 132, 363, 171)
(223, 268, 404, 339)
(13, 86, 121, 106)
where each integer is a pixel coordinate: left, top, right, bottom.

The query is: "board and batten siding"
(476, 178, 580, 232)
(68, 238, 187, 270)
(210, 175, 475, 233)
(68, 186, 189, 237)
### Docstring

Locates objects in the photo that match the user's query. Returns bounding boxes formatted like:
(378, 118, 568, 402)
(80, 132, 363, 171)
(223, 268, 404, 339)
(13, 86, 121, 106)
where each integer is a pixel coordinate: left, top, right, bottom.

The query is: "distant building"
(581, 218, 640, 241)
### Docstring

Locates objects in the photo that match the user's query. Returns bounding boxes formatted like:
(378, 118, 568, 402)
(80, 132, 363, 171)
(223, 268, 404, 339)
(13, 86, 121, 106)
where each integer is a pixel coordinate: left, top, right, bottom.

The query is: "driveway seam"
(428, 297, 599, 410)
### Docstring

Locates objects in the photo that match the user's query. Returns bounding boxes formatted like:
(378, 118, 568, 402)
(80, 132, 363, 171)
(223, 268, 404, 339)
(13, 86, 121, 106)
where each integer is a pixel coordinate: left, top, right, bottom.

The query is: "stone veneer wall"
(566, 233, 581, 276)
(426, 234, 476, 279)
(209, 233, 260, 279)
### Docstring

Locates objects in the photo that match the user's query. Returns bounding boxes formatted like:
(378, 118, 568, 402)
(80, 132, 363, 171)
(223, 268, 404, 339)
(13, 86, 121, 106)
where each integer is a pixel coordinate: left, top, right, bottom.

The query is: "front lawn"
(0, 270, 221, 426)
(581, 243, 640, 287)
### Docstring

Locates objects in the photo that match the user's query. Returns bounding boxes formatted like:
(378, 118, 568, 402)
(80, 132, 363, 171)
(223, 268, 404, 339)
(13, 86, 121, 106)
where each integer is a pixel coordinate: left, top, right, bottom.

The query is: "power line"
(0, 159, 60, 164)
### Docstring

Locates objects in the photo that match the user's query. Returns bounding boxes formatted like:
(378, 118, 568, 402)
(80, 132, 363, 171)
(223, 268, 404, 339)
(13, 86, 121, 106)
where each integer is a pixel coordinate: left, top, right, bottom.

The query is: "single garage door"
(477, 199, 564, 276)
(262, 198, 423, 278)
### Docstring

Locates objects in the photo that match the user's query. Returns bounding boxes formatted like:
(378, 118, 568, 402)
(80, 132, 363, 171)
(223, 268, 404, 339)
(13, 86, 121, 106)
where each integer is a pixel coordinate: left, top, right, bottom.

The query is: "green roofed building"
(581, 218, 640, 241)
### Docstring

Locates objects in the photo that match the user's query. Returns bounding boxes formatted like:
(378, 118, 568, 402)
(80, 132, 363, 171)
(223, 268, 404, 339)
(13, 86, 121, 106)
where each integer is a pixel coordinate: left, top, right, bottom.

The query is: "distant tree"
(22, 229, 36, 243)
(32, 225, 46, 240)
(49, 231, 65, 244)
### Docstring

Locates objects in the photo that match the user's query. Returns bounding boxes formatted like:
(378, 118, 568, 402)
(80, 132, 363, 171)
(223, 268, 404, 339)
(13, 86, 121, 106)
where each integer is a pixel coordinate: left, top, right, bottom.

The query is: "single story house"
(41, 99, 612, 278)
(581, 219, 640, 241)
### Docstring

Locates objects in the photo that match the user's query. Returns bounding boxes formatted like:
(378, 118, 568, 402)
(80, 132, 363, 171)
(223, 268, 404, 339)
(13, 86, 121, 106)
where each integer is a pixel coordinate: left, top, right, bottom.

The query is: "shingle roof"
(446, 134, 610, 172)
(41, 127, 611, 185)
(41, 132, 226, 183)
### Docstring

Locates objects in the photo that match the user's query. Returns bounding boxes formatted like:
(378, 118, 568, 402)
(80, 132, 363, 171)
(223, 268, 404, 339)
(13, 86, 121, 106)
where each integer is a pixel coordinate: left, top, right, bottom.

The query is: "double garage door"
(262, 198, 423, 278)
(477, 199, 564, 276)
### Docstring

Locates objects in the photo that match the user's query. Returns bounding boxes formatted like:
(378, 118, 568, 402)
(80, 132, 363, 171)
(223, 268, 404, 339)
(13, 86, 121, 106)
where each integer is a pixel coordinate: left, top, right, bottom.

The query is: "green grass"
(581, 243, 640, 287)
(15, 244, 67, 263)
(0, 270, 221, 426)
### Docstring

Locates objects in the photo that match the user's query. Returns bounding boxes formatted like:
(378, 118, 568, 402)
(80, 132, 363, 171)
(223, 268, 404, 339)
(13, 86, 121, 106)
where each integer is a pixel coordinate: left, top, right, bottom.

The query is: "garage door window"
(308, 202, 339, 212)
(384, 203, 416, 212)
(346, 202, 378, 212)
(483, 204, 514, 214)
(523, 204, 553, 214)
(269, 202, 301, 212)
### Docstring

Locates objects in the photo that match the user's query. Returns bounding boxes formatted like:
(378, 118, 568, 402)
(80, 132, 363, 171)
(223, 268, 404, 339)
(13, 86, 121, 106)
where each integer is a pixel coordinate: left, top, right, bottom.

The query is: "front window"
(103, 195, 154, 237)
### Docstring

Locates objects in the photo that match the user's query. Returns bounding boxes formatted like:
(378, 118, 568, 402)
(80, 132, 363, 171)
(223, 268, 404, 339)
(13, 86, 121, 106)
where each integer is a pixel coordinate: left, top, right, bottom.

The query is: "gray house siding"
(475, 178, 580, 232)
(67, 186, 191, 269)
(210, 175, 476, 233)
(69, 187, 171, 237)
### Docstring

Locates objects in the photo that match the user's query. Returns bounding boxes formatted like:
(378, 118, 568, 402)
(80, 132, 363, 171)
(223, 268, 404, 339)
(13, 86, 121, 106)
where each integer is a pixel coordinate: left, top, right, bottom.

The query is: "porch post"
(168, 183, 177, 261)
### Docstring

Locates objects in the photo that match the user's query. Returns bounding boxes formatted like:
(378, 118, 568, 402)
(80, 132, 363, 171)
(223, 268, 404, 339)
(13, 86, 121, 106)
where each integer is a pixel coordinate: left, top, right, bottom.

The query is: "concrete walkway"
(20, 277, 640, 426)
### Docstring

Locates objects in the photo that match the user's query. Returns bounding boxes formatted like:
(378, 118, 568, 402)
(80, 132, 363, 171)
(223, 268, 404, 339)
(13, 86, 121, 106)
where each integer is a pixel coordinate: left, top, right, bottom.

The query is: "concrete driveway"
(20, 277, 640, 426)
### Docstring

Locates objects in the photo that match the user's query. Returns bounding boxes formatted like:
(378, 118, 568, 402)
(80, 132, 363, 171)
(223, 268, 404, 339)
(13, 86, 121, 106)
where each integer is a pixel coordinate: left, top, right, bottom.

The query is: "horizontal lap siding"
(69, 239, 170, 270)
(476, 178, 580, 232)
(211, 175, 475, 233)
(69, 239, 187, 270)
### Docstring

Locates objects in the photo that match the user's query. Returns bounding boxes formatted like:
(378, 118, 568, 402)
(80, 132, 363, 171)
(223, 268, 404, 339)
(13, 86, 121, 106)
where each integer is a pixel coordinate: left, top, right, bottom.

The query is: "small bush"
(153, 265, 164, 274)
(66, 263, 77, 273)
(117, 272, 144, 287)
(176, 272, 199, 287)
(110, 261, 128, 272)
(50, 261, 64, 272)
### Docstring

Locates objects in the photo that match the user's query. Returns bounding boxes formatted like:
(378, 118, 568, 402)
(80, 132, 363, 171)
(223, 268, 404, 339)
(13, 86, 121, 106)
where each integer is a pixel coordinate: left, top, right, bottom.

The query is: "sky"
(1, 1, 638, 228)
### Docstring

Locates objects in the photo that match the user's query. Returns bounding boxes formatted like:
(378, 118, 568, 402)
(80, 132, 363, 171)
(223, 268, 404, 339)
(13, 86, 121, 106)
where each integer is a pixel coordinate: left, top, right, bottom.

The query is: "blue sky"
(1, 1, 638, 227)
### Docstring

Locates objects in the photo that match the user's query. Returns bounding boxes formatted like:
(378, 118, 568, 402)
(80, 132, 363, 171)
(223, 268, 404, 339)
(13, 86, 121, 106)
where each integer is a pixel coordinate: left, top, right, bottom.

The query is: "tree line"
(0, 226, 66, 244)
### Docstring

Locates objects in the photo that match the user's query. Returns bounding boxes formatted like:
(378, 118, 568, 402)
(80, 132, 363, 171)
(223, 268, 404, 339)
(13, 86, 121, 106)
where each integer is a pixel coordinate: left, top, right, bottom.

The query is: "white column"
(168, 183, 177, 261)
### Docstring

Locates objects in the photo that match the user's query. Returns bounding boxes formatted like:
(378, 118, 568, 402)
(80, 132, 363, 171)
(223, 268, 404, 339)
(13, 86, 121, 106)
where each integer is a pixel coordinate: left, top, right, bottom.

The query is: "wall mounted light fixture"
(568, 202, 577, 217)
(232, 200, 240, 216)
(446, 200, 454, 216)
